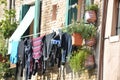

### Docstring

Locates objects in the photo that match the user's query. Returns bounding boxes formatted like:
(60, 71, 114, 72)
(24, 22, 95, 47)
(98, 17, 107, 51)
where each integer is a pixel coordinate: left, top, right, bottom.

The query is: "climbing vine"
(0, 0, 17, 79)
(0, 0, 18, 55)
(0, 9, 18, 39)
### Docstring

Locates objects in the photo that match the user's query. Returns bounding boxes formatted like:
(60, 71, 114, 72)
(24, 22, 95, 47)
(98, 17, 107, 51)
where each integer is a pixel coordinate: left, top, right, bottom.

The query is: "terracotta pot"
(0, 54, 7, 63)
(85, 37, 96, 47)
(84, 55, 95, 70)
(85, 10, 97, 23)
(0, 54, 3, 62)
(72, 33, 83, 46)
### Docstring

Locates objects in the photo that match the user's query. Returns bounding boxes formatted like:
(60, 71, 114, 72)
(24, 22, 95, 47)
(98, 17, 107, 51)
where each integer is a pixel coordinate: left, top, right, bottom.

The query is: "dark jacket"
(42, 32, 56, 60)
(61, 33, 72, 63)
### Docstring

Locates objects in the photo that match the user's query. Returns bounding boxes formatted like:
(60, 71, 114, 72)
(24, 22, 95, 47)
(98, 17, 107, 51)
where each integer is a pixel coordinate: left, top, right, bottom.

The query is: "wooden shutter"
(68, 0, 78, 25)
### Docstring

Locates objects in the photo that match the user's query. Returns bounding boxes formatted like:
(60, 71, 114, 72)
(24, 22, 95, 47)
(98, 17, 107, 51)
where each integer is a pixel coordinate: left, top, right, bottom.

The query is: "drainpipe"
(12, 0, 15, 9)
(65, 0, 69, 27)
(34, 0, 41, 38)
(98, 0, 109, 80)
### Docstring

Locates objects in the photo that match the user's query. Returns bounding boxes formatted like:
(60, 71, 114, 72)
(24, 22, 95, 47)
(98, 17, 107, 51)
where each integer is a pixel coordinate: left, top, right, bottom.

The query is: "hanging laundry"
(41, 31, 72, 74)
(42, 32, 56, 74)
(24, 39, 33, 79)
(61, 33, 72, 64)
(13, 31, 72, 76)
(10, 40, 19, 64)
(42, 32, 56, 60)
(32, 36, 43, 60)
(32, 36, 44, 75)
(51, 32, 62, 67)
(16, 39, 26, 79)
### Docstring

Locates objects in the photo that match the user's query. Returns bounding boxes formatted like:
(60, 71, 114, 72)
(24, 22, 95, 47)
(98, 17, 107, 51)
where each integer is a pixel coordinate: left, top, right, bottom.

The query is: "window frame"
(111, 0, 119, 35)
(52, 4, 57, 21)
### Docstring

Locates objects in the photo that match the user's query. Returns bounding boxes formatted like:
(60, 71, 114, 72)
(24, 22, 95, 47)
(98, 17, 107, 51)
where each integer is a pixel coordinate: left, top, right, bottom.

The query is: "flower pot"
(85, 10, 97, 23)
(72, 33, 83, 46)
(84, 54, 95, 70)
(0, 54, 3, 62)
(0, 54, 7, 63)
(85, 37, 96, 47)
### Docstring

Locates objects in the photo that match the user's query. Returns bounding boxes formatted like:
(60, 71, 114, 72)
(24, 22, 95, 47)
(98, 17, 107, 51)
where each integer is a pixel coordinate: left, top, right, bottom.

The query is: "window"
(68, 0, 78, 25)
(85, 0, 92, 7)
(116, 1, 120, 34)
(68, 0, 92, 25)
(52, 5, 57, 21)
(66, 0, 93, 25)
(111, 0, 119, 35)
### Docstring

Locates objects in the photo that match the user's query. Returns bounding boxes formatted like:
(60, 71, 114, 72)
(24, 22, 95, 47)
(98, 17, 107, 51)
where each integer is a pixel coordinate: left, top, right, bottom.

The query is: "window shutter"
(19, 5, 30, 22)
(19, 5, 30, 36)
(68, 0, 78, 25)
(117, 2, 120, 34)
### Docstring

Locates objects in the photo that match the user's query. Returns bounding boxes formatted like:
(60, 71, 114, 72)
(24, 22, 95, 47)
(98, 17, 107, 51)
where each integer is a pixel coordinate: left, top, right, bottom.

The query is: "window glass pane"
(85, 0, 92, 7)
(117, 2, 120, 34)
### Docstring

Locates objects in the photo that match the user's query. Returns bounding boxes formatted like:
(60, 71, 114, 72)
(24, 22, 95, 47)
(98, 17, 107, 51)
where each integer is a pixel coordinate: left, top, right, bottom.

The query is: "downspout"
(12, 0, 15, 9)
(98, 0, 109, 80)
(65, 0, 69, 27)
(34, 0, 41, 38)
(7, 0, 12, 10)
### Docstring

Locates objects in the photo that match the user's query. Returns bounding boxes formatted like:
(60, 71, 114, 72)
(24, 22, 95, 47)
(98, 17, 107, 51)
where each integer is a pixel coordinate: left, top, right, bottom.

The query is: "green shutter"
(19, 5, 30, 22)
(68, 0, 78, 25)
(65, 0, 69, 26)
(19, 5, 30, 36)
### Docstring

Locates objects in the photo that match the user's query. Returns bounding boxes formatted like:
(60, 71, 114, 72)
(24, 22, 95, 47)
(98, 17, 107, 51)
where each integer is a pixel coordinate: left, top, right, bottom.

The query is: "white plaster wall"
(103, 0, 120, 80)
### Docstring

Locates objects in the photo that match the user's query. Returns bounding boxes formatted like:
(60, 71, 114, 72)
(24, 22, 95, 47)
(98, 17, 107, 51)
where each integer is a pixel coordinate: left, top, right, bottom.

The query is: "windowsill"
(51, 20, 57, 28)
(23, 0, 35, 5)
(52, 20, 57, 23)
(52, 0, 58, 5)
(109, 35, 120, 43)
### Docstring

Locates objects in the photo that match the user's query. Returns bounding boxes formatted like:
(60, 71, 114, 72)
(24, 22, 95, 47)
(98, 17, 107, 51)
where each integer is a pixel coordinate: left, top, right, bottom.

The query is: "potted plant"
(62, 21, 84, 46)
(84, 54, 95, 70)
(69, 47, 92, 72)
(85, 4, 98, 23)
(0, 62, 15, 79)
(81, 24, 97, 47)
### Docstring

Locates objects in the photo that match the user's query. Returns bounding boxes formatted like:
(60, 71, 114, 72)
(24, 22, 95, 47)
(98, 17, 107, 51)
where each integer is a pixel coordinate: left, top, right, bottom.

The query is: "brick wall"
(40, 0, 66, 35)
(10, 0, 103, 80)
(15, 0, 35, 21)
(0, 4, 5, 20)
(15, 0, 23, 21)
(39, 0, 104, 80)
(0, 0, 23, 21)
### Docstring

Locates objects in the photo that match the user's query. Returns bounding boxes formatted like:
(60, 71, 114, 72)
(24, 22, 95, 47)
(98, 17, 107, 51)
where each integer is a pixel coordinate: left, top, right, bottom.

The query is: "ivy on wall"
(0, 0, 18, 56)
(0, 0, 17, 79)
(0, 9, 18, 39)
(0, 0, 18, 39)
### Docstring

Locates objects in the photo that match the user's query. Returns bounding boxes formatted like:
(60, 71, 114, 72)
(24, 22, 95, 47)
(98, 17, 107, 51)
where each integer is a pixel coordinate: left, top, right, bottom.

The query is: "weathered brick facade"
(40, 0, 66, 35)
(14, 0, 35, 21)
(7, 0, 105, 80)
(38, 0, 104, 80)
(0, 4, 6, 20)
(15, 0, 23, 21)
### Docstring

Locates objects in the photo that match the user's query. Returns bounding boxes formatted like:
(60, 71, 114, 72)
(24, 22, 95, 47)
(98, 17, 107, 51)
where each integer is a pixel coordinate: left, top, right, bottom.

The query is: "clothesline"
(21, 32, 41, 39)
(21, 28, 62, 39)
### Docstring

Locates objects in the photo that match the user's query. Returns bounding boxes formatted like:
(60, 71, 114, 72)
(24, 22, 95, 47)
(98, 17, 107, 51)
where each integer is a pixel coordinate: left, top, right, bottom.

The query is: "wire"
(21, 32, 41, 39)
